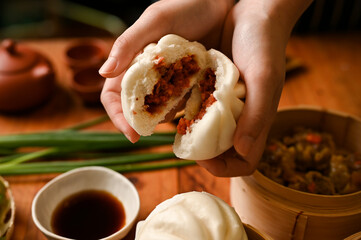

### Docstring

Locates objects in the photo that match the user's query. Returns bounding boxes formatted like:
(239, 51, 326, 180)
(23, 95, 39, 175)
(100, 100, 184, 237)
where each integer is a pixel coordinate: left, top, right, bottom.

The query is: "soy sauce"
(51, 190, 125, 240)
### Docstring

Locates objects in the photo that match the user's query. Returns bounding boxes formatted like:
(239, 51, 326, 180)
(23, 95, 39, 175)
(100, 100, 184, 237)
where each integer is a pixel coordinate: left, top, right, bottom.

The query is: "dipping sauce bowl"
(32, 166, 140, 240)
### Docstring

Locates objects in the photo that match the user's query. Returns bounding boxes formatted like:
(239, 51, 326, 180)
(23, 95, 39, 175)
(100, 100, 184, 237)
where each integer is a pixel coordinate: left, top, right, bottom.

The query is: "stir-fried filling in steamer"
(177, 68, 217, 135)
(259, 127, 361, 195)
(144, 55, 200, 114)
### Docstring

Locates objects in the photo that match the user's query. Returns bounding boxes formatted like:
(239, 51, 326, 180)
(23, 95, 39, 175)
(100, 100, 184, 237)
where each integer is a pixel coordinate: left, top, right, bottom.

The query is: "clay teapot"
(0, 39, 55, 113)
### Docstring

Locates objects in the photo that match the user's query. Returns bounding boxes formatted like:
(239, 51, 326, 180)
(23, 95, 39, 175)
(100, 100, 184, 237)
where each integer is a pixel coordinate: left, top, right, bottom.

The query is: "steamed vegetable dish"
(258, 127, 361, 195)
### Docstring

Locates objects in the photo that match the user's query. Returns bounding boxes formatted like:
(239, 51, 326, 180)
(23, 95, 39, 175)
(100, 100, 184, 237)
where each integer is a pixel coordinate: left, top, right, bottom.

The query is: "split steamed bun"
(121, 34, 245, 160)
(135, 191, 248, 240)
(121, 34, 208, 136)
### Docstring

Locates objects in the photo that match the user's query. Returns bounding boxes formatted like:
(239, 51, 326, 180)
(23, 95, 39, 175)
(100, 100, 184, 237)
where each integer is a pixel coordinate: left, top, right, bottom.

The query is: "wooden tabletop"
(3, 31, 361, 240)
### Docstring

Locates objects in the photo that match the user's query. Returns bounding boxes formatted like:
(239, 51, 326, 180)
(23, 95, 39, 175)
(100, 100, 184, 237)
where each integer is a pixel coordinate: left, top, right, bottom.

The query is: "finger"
(99, 3, 171, 78)
(197, 124, 270, 177)
(231, 19, 285, 156)
(196, 148, 250, 177)
(196, 147, 252, 177)
(100, 74, 140, 143)
(233, 63, 283, 158)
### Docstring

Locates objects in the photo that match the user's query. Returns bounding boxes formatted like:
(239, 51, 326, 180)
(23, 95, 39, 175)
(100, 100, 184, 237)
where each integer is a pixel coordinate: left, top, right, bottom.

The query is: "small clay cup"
(70, 67, 105, 105)
(64, 39, 108, 71)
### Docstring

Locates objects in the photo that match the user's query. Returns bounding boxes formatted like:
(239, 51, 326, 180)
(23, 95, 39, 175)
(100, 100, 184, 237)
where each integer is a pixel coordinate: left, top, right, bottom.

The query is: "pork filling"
(177, 68, 217, 135)
(144, 55, 200, 114)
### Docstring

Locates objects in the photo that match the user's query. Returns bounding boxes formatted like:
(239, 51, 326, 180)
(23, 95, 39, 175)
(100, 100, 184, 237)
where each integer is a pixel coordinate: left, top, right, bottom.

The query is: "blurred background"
(0, 0, 153, 39)
(0, 0, 360, 39)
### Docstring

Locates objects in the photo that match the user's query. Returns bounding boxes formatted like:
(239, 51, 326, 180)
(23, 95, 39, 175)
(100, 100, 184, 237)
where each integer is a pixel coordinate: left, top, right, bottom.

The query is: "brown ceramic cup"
(70, 67, 105, 105)
(64, 39, 108, 71)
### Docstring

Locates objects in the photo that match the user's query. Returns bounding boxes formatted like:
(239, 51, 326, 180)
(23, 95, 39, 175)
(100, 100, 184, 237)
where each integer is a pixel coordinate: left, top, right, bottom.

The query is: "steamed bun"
(135, 191, 248, 240)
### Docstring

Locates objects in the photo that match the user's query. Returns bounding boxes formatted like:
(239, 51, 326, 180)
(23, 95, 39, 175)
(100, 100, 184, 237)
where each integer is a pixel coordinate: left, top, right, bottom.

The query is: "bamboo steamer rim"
(246, 105, 361, 214)
(344, 230, 361, 240)
(243, 224, 273, 240)
(271, 106, 361, 151)
(276, 105, 361, 124)
(0, 176, 15, 240)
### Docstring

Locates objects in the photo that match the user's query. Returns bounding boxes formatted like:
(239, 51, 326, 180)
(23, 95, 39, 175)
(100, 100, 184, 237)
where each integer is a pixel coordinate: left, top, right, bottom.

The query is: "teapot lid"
(0, 39, 38, 74)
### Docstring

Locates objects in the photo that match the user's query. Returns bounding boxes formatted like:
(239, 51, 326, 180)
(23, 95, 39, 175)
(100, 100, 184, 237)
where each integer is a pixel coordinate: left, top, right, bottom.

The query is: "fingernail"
(123, 132, 132, 142)
(99, 56, 117, 74)
(124, 132, 140, 144)
(236, 135, 255, 157)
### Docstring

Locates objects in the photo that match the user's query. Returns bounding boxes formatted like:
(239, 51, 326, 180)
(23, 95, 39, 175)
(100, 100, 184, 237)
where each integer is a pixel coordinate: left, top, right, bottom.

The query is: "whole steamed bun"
(135, 191, 248, 240)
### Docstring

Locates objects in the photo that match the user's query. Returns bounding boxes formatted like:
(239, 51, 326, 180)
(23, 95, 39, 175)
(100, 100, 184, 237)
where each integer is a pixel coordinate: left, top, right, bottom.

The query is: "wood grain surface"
(2, 31, 361, 240)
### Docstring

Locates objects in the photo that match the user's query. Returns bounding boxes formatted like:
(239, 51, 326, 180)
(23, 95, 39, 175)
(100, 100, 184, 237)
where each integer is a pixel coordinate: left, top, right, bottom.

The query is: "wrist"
(234, 0, 313, 39)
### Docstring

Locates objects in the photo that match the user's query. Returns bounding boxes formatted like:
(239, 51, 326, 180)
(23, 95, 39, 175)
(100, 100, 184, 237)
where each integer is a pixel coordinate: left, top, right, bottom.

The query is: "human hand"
(197, 0, 313, 176)
(99, 0, 234, 142)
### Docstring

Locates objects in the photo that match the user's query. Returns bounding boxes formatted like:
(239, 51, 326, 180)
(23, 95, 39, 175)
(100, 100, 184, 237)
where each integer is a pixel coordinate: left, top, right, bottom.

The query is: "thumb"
(233, 66, 284, 163)
(99, 6, 170, 78)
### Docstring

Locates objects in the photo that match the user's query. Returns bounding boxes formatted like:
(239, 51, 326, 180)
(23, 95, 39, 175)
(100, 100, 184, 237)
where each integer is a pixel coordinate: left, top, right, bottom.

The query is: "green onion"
(5, 152, 176, 170)
(0, 131, 175, 149)
(0, 116, 190, 176)
(0, 153, 25, 163)
(0, 159, 195, 175)
(110, 160, 196, 173)
(0, 148, 57, 170)
(0, 148, 15, 156)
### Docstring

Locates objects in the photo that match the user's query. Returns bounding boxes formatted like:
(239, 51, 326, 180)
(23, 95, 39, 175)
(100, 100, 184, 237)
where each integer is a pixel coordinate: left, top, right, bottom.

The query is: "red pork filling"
(177, 68, 217, 135)
(144, 55, 200, 114)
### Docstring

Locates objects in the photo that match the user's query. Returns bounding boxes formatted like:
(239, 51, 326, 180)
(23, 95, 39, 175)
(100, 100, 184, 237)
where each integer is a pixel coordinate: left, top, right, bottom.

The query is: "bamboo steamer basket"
(0, 176, 15, 240)
(244, 224, 273, 240)
(345, 231, 361, 240)
(231, 107, 361, 240)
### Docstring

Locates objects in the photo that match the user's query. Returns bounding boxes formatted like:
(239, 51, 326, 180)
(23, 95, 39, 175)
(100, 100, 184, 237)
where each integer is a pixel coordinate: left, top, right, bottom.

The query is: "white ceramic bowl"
(0, 176, 15, 240)
(32, 166, 140, 240)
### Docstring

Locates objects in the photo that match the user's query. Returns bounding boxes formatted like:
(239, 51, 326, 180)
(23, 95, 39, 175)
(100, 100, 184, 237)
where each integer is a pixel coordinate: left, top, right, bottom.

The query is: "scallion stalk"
(110, 160, 196, 173)
(7, 152, 176, 169)
(0, 115, 185, 176)
(0, 148, 58, 170)
(0, 131, 175, 149)
(0, 159, 195, 175)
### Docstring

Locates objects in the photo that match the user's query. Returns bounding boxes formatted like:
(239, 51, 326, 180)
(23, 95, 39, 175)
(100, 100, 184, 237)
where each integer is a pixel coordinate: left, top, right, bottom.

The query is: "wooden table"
(3, 32, 361, 240)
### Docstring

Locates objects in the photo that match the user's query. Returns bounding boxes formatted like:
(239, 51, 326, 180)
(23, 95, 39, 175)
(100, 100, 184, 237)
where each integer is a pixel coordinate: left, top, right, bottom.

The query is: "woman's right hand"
(196, 0, 313, 177)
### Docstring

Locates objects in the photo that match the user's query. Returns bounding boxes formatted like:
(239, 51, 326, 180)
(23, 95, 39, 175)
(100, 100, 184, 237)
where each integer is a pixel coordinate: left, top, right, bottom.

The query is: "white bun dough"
(135, 191, 248, 240)
(121, 34, 207, 136)
(121, 34, 245, 160)
(173, 49, 244, 160)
